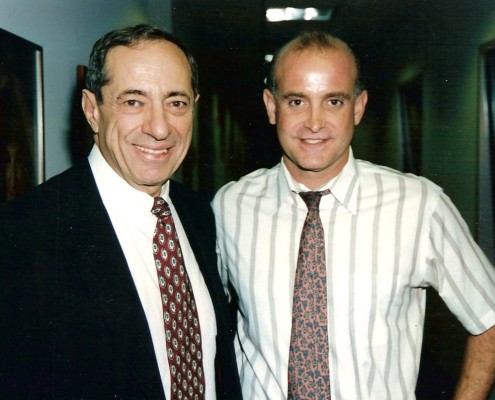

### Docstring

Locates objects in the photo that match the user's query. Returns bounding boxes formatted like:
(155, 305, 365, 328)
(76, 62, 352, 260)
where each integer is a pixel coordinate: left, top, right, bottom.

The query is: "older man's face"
(83, 40, 198, 196)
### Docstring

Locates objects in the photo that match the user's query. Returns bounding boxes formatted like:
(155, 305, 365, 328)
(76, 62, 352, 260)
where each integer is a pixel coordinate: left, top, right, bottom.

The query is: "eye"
(167, 99, 191, 116)
(329, 98, 344, 106)
(288, 99, 304, 107)
(125, 99, 143, 107)
(170, 100, 188, 108)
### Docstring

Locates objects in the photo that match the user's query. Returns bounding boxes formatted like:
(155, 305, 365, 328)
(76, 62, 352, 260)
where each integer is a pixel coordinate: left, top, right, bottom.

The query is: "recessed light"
(266, 7, 332, 22)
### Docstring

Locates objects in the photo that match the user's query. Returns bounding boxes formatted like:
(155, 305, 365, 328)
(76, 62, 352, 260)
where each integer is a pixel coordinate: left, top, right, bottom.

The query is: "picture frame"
(0, 27, 44, 202)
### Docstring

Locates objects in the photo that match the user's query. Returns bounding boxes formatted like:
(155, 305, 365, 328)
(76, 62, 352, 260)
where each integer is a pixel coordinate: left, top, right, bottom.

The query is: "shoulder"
(169, 179, 210, 207)
(0, 161, 108, 249)
(213, 165, 279, 205)
(355, 159, 443, 195)
(0, 162, 102, 258)
(0, 162, 93, 217)
(169, 180, 214, 227)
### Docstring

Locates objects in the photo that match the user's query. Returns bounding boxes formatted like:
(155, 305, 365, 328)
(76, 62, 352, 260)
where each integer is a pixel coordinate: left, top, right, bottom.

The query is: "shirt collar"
(275, 147, 359, 215)
(88, 145, 170, 213)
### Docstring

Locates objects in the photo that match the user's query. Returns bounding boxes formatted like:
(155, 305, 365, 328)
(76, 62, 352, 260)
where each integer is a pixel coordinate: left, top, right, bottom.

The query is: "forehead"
(275, 48, 357, 91)
(104, 40, 192, 90)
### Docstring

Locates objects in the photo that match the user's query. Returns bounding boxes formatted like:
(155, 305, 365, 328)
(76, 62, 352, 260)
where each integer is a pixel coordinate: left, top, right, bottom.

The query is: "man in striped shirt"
(212, 31, 495, 399)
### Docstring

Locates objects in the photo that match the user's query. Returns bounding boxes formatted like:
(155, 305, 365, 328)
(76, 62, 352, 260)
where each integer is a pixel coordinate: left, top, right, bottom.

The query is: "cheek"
(332, 112, 354, 130)
(276, 125, 291, 145)
(96, 119, 130, 156)
(106, 116, 139, 143)
(176, 118, 194, 141)
(179, 130, 193, 157)
(276, 113, 298, 133)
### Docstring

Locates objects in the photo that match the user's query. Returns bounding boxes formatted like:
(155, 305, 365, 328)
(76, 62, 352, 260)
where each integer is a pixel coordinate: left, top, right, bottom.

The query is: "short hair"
(86, 24, 199, 103)
(265, 31, 363, 96)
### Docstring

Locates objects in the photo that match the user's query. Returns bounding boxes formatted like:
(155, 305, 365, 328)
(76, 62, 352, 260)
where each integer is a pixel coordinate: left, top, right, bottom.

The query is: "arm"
(454, 324, 495, 399)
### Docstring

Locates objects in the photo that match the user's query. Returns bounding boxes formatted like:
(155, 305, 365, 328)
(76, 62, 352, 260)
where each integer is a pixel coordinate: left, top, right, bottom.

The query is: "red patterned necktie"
(151, 197, 205, 400)
(288, 190, 331, 399)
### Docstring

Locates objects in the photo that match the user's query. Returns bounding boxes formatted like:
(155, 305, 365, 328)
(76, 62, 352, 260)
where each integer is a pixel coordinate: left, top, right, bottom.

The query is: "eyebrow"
(117, 89, 192, 102)
(281, 91, 352, 101)
(167, 90, 192, 102)
(117, 89, 146, 100)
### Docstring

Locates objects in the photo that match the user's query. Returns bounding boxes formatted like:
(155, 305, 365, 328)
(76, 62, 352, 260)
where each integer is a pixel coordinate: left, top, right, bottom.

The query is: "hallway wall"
(334, 1, 495, 256)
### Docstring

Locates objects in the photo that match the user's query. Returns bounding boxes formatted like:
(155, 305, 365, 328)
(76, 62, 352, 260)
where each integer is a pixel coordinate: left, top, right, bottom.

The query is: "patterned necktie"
(288, 190, 331, 399)
(151, 197, 205, 400)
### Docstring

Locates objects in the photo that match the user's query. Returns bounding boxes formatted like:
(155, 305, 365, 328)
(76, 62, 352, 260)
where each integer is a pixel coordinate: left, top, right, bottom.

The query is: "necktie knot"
(299, 189, 330, 211)
(151, 196, 171, 220)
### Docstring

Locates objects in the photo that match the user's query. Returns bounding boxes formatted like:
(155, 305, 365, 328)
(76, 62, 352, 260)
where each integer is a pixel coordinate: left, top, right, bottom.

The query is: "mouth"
(135, 145, 169, 155)
(301, 139, 326, 144)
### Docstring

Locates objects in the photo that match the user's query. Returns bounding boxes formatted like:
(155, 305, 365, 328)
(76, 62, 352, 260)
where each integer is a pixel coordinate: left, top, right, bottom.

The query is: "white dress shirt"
(212, 148, 495, 400)
(89, 146, 216, 399)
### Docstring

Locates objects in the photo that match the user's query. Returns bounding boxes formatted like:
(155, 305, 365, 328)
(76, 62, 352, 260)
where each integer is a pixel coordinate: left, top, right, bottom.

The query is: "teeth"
(303, 139, 323, 144)
(136, 145, 168, 154)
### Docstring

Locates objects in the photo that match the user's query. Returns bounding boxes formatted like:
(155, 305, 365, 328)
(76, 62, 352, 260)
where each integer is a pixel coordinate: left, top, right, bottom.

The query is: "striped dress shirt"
(212, 149, 495, 400)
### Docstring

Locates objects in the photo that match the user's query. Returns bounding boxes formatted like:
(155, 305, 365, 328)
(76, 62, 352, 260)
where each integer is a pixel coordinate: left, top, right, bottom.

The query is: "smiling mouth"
(136, 145, 169, 155)
(301, 139, 326, 144)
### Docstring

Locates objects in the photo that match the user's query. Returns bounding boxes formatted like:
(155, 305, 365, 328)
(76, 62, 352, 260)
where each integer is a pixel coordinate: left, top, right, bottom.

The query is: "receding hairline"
(102, 39, 195, 96)
(267, 32, 363, 95)
(105, 38, 190, 63)
(278, 33, 354, 61)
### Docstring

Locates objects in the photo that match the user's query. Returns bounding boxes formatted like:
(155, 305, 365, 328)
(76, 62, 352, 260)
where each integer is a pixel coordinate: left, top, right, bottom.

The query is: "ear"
(81, 89, 101, 133)
(263, 88, 277, 125)
(353, 90, 368, 125)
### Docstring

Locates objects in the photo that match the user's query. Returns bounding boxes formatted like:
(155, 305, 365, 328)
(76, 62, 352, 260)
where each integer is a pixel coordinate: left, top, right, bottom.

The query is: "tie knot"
(299, 189, 330, 210)
(151, 196, 171, 219)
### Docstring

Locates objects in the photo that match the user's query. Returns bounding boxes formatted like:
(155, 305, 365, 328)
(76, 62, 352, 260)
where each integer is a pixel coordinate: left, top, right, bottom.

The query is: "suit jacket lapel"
(59, 162, 164, 396)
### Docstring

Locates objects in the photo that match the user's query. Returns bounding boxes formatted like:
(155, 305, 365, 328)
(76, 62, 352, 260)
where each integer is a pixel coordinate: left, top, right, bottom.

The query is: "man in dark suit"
(0, 24, 241, 399)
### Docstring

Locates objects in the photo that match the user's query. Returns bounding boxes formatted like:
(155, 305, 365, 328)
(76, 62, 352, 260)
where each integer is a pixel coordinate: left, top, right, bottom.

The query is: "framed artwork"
(0, 28, 44, 202)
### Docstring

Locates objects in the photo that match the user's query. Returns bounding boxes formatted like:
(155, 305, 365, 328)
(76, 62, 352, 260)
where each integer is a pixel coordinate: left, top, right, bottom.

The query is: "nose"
(144, 105, 170, 140)
(305, 105, 324, 133)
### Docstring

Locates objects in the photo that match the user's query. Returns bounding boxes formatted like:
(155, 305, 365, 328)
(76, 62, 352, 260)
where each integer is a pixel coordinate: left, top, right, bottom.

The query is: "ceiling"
(176, 0, 486, 96)
(183, 0, 345, 55)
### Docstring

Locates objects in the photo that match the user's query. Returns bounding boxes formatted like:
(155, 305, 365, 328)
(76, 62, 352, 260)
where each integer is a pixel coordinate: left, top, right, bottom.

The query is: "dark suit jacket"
(0, 161, 241, 399)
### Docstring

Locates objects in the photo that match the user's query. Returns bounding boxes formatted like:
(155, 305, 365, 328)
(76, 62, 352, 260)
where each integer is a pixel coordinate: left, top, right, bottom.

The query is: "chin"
(137, 171, 171, 186)
(299, 159, 327, 170)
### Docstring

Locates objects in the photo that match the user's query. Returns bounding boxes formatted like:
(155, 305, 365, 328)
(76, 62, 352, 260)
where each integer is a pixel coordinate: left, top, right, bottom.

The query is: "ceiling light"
(304, 8, 318, 20)
(266, 7, 332, 22)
